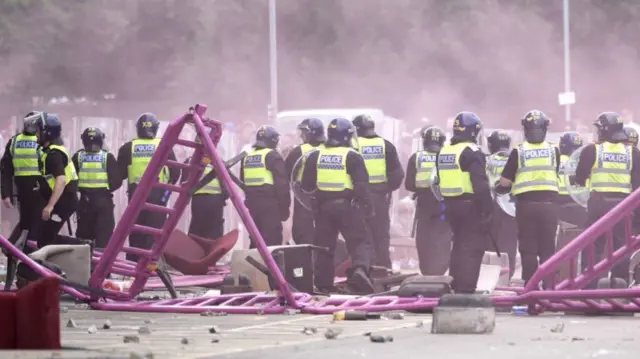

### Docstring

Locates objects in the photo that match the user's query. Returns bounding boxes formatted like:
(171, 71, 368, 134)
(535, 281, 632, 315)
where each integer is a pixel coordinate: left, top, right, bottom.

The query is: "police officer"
(574, 112, 640, 288)
(404, 126, 451, 275)
(239, 125, 290, 247)
(436, 112, 492, 293)
(1, 112, 45, 240)
(556, 131, 587, 225)
(117, 113, 180, 262)
(181, 156, 226, 240)
(300, 118, 375, 294)
(72, 127, 121, 249)
(496, 110, 560, 288)
(624, 126, 638, 148)
(352, 114, 404, 268)
(32, 113, 80, 248)
(285, 118, 325, 245)
(486, 130, 518, 278)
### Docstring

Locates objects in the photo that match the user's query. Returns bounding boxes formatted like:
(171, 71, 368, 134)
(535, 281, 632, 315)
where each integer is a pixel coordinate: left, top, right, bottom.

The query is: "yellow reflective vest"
(316, 146, 354, 191)
(243, 148, 275, 187)
(195, 165, 222, 195)
(414, 150, 437, 188)
(512, 142, 558, 195)
(42, 145, 78, 190)
(77, 150, 109, 189)
(10, 134, 41, 176)
(437, 142, 474, 197)
(128, 138, 169, 185)
(357, 137, 387, 184)
(296, 143, 323, 181)
(589, 142, 632, 194)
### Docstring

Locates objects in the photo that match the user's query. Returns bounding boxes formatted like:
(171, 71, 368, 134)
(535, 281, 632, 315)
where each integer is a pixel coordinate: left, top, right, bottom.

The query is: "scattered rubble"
(138, 326, 151, 335)
(324, 328, 343, 340)
(60, 307, 69, 314)
(103, 320, 112, 329)
(301, 327, 317, 335)
(87, 325, 98, 334)
(550, 323, 565, 333)
(284, 308, 300, 315)
(369, 334, 394, 343)
(143, 319, 155, 324)
(384, 312, 404, 320)
(208, 325, 221, 334)
(211, 338, 220, 343)
(66, 319, 77, 328)
(123, 335, 140, 344)
(181, 337, 189, 345)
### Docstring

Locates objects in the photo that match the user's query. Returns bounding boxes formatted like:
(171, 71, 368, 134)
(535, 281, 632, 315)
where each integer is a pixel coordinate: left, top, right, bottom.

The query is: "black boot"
(347, 267, 375, 295)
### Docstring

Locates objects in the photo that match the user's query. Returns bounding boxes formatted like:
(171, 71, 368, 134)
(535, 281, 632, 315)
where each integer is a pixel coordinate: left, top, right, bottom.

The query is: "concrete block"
(431, 307, 495, 334)
(28, 245, 91, 285)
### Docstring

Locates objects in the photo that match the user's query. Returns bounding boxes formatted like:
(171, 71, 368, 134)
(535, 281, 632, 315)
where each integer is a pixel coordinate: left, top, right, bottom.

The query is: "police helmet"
(594, 111, 625, 143)
(136, 113, 160, 139)
(32, 112, 62, 145)
(23, 111, 41, 135)
(421, 126, 446, 153)
(326, 118, 355, 147)
(297, 118, 326, 144)
(81, 127, 106, 152)
(352, 114, 376, 137)
(521, 110, 550, 143)
(254, 125, 280, 149)
(487, 130, 512, 154)
(451, 111, 483, 144)
(624, 126, 638, 148)
(558, 131, 583, 156)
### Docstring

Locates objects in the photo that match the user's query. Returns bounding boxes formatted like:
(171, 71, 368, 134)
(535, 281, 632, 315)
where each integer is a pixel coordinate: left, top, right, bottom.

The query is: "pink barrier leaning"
(3, 103, 640, 316)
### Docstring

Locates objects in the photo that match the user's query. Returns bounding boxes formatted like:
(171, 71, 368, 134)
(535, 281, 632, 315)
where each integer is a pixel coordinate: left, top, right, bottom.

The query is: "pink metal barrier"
(3, 103, 640, 315)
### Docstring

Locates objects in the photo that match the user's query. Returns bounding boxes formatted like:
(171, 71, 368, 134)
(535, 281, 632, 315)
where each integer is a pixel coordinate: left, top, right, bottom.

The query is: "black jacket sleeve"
(555, 147, 561, 173)
(116, 141, 132, 183)
(575, 144, 596, 187)
(384, 139, 404, 192)
(500, 149, 519, 181)
(71, 152, 80, 173)
(284, 145, 303, 179)
(167, 150, 180, 185)
(404, 153, 418, 192)
(266, 150, 291, 213)
(107, 153, 122, 192)
(460, 146, 492, 214)
(1, 139, 14, 199)
(300, 150, 319, 192)
(631, 147, 640, 191)
(347, 150, 373, 210)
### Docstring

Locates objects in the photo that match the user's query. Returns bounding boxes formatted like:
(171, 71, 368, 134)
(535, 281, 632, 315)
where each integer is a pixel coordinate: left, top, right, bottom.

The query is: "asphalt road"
(3, 306, 638, 359)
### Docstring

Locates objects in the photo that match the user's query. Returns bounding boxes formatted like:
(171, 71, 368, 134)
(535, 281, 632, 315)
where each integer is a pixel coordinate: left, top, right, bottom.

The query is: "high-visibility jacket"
(316, 146, 354, 192)
(195, 165, 222, 195)
(296, 143, 323, 181)
(10, 134, 40, 176)
(77, 150, 109, 189)
(512, 142, 558, 195)
(357, 137, 387, 184)
(437, 142, 474, 197)
(414, 150, 437, 188)
(42, 145, 78, 190)
(243, 148, 274, 187)
(589, 142, 632, 194)
(128, 138, 169, 185)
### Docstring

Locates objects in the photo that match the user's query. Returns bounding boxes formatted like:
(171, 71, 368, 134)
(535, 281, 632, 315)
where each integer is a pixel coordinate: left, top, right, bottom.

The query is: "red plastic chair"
(163, 229, 239, 275)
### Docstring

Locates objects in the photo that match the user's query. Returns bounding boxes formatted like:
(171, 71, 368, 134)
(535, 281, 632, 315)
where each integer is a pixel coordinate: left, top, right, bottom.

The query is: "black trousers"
(490, 202, 518, 278)
(76, 192, 115, 249)
(370, 192, 392, 268)
(127, 188, 169, 262)
(291, 200, 315, 245)
(247, 202, 283, 248)
(314, 198, 372, 289)
(189, 193, 225, 239)
(35, 193, 78, 249)
(582, 196, 628, 288)
(515, 200, 558, 287)
(444, 199, 488, 293)
(15, 178, 45, 233)
(414, 197, 451, 275)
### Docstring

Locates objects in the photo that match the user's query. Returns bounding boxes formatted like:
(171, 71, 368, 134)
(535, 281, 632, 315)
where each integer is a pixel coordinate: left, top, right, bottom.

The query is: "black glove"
(493, 180, 512, 195)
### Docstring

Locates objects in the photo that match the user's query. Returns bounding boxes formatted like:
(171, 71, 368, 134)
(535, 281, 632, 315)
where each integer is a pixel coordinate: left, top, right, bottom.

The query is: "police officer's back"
(574, 112, 640, 287)
(239, 125, 291, 247)
(436, 112, 492, 294)
(497, 110, 560, 287)
(301, 118, 375, 294)
(116, 113, 179, 261)
(556, 131, 587, 225)
(0, 112, 45, 236)
(352, 114, 404, 268)
(285, 118, 325, 245)
(72, 127, 121, 249)
(32, 113, 79, 248)
(404, 126, 451, 275)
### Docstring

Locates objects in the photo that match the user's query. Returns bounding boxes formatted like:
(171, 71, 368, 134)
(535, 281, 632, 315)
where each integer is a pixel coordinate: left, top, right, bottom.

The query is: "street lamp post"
(268, 0, 278, 120)
(559, 0, 575, 126)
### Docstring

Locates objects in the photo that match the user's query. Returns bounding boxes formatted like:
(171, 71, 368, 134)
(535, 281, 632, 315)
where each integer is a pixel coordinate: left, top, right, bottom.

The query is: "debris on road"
(369, 334, 394, 343)
(324, 328, 343, 339)
(138, 326, 152, 335)
(103, 319, 112, 329)
(383, 312, 404, 320)
(181, 337, 189, 345)
(333, 310, 381, 321)
(284, 308, 300, 315)
(208, 326, 221, 334)
(144, 319, 155, 324)
(60, 307, 69, 313)
(66, 319, 77, 328)
(211, 338, 220, 343)
(123, 335, 140, 344)
(87, 325, 98, 334)
(550, 323, 565, 333)
(301, 327, 317, 335)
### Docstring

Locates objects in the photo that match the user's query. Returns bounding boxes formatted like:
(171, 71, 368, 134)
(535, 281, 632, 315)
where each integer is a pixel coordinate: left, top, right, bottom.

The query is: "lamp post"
(559, 0, 575, 125)
(268, 0, 278, 121)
